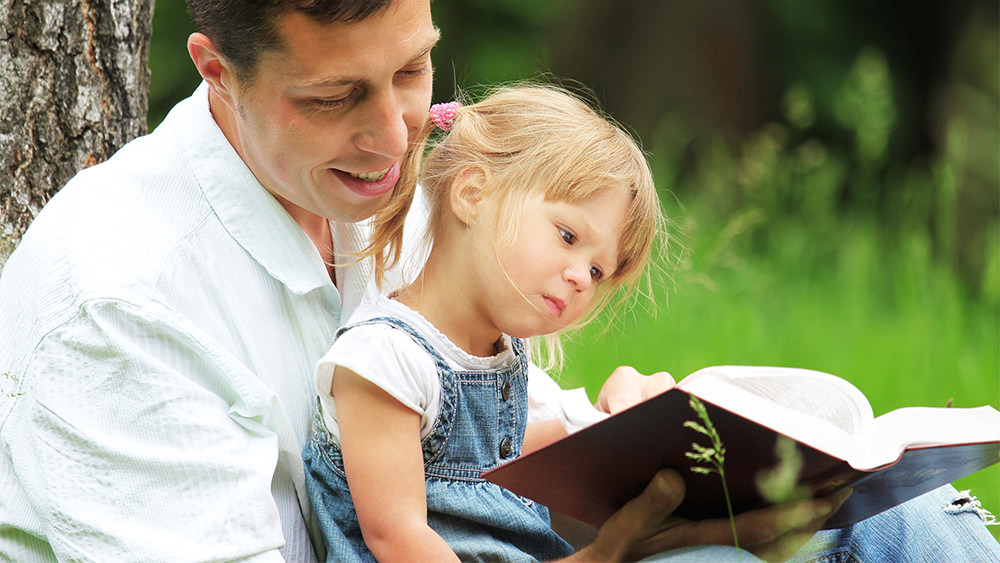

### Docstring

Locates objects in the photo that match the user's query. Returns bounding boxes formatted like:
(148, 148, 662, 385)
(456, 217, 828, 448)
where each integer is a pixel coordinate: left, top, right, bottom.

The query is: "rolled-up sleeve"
(1, 82, 330, 562)
(5, 299, 287, 562)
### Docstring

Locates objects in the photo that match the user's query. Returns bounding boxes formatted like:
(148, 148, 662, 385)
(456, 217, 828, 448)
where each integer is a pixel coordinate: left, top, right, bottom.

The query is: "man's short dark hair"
(186, 0, 393, 83)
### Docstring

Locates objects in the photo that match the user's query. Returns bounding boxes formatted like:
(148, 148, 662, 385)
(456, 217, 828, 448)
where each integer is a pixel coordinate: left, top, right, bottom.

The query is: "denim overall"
(303, 317, 574, 562)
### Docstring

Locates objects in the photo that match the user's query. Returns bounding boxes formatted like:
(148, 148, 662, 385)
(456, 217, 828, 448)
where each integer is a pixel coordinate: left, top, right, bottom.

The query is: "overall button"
(501, 381, 511, 402)
(500, 438, 512, 458)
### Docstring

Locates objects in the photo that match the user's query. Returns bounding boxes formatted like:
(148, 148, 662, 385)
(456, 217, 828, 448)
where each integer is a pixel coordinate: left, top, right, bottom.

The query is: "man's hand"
(595, 366, 675, 415)
(566, 469, 851, 562)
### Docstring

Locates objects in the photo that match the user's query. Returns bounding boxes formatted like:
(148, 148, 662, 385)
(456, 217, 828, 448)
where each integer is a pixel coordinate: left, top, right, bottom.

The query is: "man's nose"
(354, 90, 409, 160)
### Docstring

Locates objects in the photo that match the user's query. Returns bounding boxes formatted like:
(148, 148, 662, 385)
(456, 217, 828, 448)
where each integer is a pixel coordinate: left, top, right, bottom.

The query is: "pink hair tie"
(429, 101, 460, 131)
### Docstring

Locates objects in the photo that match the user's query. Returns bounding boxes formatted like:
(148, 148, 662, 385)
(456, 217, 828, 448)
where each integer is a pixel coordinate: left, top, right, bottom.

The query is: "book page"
(677, 366, 878, 459)
(852, 405, 1000, 468)
(679, 366, 874, 434)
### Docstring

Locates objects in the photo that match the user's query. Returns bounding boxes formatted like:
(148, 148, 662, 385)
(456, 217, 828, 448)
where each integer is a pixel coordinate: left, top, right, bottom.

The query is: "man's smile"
(348, 166, 392, 182)
(332, 161, 400, 197)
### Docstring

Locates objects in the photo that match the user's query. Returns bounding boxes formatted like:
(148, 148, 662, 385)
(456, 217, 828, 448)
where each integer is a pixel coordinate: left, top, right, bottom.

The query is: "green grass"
(559, 216, 1000, 540)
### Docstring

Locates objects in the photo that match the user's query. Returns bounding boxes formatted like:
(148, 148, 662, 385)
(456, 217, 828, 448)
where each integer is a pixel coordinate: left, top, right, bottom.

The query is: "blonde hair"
(358, 83, 664, 367)
(362, 119, 432, 286)
(419, 83, 665, 369)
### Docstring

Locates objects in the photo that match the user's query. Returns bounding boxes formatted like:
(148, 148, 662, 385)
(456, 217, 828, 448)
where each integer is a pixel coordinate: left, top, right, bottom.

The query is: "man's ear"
(450, 166, 488, 225)
(187, 32, 239, 109)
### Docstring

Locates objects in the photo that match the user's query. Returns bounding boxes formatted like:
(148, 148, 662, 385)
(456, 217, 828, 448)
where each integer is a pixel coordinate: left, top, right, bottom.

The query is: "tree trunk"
(0, 0, 153, 269)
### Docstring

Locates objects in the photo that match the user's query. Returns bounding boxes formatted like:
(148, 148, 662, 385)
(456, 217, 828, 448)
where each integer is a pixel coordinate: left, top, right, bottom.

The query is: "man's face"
(224, 1, 438, 224)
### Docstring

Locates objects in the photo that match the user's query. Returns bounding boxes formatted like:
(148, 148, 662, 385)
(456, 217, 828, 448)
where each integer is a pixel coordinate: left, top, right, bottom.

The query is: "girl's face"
(476, 187, 631, 339)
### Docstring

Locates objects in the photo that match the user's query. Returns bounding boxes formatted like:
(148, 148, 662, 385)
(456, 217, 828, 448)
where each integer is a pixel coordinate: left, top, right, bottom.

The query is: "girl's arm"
(333, 366, 459, 562)
(523, 419, 568, 455)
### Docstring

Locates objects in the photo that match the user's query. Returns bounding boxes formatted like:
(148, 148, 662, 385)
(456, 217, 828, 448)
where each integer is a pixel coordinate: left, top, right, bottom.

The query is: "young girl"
(303, 84, 664, 562)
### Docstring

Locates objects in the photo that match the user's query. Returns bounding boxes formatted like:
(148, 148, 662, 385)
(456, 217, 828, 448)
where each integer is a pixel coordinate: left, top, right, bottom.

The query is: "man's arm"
(3, 299, 291, 561)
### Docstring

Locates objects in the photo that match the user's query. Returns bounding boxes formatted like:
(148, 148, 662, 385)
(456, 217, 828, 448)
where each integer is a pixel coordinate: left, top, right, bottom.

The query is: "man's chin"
(321, 193, 394, 224)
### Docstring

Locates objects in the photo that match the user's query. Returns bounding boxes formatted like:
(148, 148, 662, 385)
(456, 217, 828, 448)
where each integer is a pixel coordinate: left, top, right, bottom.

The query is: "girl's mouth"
(543, 295, 566, 317)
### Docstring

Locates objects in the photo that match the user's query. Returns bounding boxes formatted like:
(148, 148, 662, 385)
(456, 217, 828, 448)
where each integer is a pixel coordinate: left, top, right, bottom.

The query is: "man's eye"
(400, 64, 430, 77)
(312, 92, 354, 109)
(314, 98, 346, 109)
(589, 265, 604, 282)
(558, 226, 576, 245)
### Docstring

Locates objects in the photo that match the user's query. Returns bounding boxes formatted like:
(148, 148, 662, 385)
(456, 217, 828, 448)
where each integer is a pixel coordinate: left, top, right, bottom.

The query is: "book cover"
(483, 367, 1000, 529)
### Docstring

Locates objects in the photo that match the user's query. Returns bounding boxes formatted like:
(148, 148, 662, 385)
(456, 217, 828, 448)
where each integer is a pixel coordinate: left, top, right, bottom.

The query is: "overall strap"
(336, 316, 451, 374)
(336, 316, 456, 464)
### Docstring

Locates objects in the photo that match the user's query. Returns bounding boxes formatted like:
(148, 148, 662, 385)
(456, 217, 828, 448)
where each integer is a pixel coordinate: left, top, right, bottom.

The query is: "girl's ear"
(450, 166, 488, 225)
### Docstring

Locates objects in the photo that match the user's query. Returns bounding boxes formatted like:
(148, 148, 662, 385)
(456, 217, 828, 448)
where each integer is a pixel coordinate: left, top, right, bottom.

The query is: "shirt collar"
(174, 82, 334, 296)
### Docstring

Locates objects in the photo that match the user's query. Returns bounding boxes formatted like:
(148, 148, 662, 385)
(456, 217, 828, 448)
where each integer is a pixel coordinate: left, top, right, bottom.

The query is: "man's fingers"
(587, 469, 687, 561)
(737, 488, 851, 545)
(580, 477, 849, 562)
(609, 468, 686, 530)
(740, 489, 854, 561)
(748, 509, 831, 562)
(639, 468, 686, 515)
(605, 470, 765, 556)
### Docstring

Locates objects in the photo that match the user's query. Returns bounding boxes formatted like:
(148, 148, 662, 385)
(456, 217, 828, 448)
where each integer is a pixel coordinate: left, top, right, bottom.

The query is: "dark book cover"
(483, 388, 1000, 529)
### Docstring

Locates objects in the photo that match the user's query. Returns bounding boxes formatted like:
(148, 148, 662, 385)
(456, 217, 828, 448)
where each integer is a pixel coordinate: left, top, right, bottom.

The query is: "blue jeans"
(641, 485, 1000, 562)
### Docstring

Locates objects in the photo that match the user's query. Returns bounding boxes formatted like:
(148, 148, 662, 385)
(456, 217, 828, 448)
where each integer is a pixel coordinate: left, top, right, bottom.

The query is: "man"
(1, 1, 995, 561)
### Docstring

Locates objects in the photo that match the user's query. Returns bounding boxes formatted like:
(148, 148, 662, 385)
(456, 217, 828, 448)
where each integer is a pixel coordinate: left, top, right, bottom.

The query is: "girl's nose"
(564, 262, 594, 292)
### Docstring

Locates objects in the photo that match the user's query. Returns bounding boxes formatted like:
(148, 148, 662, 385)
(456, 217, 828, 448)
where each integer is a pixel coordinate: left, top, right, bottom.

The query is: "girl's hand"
(595, 366, 675, 415)
(523, 419, 570, 455)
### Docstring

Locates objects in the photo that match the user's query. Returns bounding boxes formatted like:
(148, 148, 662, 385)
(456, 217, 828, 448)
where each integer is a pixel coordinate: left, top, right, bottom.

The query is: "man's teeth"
(349, 167, 390, 182)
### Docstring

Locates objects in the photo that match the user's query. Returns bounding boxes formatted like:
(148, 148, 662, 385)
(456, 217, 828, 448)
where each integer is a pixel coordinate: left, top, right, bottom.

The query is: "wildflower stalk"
(684, 394, 740, 560)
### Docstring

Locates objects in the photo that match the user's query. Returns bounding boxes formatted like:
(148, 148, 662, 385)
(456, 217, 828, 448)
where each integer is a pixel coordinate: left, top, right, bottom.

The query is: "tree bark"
(0, 0, 153, 269)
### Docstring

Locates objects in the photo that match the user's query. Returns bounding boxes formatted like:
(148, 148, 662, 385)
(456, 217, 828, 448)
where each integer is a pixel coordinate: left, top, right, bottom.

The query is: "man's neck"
(286, 205, 336, 283)
(207, 87, 337, 283)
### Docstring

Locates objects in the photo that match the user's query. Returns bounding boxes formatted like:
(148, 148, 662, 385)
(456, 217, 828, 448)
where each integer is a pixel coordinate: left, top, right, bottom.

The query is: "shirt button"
(501, 381, 511, 402)
(500, 438, 512, 458)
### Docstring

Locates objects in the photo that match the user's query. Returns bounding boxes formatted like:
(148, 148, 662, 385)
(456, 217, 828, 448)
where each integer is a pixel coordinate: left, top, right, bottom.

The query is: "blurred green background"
(149, 0, 999, 537)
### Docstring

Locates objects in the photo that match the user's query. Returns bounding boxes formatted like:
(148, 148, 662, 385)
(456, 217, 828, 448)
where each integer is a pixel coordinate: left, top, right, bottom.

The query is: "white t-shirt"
(315, 293, 605, 445)
(316, 296, 521, 442)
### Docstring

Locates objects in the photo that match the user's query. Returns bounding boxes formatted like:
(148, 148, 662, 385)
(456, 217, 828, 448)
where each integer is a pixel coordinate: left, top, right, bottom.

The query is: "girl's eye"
(557, 226, 577, 245)
(589, 265, 604, 282)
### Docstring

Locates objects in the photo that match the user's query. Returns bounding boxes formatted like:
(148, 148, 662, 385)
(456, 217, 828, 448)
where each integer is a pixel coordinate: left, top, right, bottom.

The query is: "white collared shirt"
(0, 83, 345, 562)
(0, 83, 571, 562)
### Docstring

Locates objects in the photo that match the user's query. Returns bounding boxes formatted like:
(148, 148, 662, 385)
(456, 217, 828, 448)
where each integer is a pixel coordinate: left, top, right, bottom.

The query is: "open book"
(483, 366, 1000, 529)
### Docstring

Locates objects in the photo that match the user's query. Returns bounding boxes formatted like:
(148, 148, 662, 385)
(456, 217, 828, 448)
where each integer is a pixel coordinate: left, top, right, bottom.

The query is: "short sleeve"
(315, 323, 440, 441)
